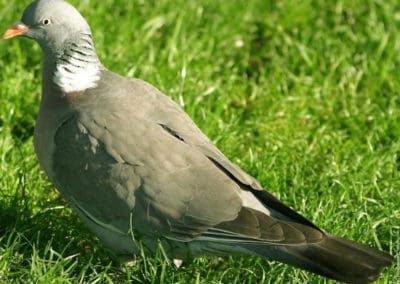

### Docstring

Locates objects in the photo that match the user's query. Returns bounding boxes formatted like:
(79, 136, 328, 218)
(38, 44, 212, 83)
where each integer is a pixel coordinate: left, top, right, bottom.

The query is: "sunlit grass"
(0, 0, 398, 283)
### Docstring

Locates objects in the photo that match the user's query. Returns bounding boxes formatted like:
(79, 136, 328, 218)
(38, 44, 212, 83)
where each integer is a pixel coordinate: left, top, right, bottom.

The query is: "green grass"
(0, 0, 399, 282)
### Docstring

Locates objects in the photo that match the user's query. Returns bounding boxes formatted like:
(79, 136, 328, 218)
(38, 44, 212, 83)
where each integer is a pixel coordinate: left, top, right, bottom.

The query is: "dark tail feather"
(244, 234, 394, 283)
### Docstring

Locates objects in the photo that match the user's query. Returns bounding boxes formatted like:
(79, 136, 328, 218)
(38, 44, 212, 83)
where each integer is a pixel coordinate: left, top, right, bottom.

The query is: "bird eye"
(42, 18, 51, 25)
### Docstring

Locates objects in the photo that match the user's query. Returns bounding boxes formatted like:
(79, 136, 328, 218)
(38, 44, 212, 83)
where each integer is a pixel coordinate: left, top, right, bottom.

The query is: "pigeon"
(3, 0, 394, 283)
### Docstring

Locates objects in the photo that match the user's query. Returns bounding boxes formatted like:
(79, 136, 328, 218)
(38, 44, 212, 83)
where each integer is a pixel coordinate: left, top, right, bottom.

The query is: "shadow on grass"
(0, 195, 118, 275)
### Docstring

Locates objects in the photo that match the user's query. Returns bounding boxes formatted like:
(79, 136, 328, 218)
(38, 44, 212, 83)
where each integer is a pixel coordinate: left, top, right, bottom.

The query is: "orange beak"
(3, 22, 29, 39)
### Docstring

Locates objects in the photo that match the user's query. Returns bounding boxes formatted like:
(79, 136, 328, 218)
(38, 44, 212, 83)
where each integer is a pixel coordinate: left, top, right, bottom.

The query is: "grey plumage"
(3, 0, 394, 283)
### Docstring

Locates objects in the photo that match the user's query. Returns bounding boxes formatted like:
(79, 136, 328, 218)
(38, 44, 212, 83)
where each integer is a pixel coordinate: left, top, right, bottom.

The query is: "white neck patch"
(53, 61, 100, 93)
(53, 31, 101, 94)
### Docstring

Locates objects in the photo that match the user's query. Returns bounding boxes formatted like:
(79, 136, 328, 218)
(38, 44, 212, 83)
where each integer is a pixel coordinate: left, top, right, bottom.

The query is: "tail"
(244, 234, 394, 283)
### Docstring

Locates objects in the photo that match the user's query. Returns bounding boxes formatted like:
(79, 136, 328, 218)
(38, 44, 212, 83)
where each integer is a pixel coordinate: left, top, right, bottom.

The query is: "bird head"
(3, 0, 101, 93)
(3, 0, 92, 57)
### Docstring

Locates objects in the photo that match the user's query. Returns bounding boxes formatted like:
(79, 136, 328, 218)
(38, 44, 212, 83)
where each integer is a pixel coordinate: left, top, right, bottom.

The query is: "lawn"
(0, 0, 399, 283)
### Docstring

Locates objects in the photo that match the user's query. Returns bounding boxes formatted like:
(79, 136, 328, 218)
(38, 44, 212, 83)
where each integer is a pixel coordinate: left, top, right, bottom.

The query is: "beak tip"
(3, 22, 29, 40)
(3, 33, 14, 40)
